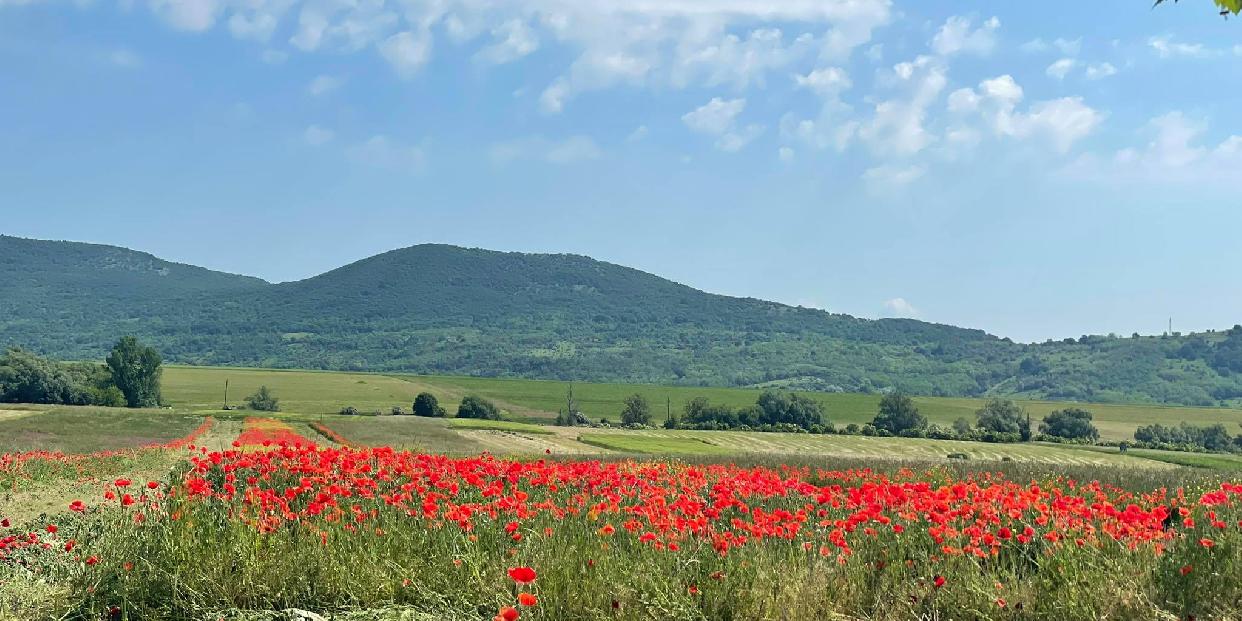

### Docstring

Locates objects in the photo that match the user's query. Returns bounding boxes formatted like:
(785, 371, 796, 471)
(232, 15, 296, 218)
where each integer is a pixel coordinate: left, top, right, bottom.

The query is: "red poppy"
(69, 500, 86, 513)
(933, 575, 946, 589)
(517, 592, 538, 606)
(1199, 538, 1215, 549)
(497, 606, 520, 621)
(1181, 565, 1193, 576)
(508, 567, 537, 584)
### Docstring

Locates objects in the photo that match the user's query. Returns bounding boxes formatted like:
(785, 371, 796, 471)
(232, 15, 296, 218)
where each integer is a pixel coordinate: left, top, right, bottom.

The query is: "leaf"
(1215, 0, 1242, 14)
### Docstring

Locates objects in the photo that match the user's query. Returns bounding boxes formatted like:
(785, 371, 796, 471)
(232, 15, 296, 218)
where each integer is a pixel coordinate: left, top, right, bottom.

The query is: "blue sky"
(2, 0, 1240, 343)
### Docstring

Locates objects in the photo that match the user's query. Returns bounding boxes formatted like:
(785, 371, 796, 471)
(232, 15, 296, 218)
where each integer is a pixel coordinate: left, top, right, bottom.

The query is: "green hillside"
(3, 235, 1242, 407)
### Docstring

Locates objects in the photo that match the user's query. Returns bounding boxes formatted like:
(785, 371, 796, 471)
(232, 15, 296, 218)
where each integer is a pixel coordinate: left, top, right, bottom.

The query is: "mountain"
(2, 235, 1241, 407)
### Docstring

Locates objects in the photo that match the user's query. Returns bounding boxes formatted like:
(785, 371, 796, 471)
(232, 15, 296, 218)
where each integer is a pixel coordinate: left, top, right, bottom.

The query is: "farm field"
(4, 367, 1241, 620)
(162, 365, 1242, 442)
(1, 409, 1240, 620)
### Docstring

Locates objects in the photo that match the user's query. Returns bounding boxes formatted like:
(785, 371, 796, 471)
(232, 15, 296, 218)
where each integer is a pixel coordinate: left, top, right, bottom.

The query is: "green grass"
(0, 407, 204, 455)
(576, 434, 732, 455)
(447, 418, 553, 434)
(391, 373, 1242, 442)
(159, 365, 1242, 443)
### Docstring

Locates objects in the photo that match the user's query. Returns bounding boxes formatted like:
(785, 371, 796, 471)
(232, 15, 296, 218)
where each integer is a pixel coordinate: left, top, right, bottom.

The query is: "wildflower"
(1180, 565, 1193, 576)
(69, 500, 86, 513)
(508, 567, 537, 584)
(518, 592, 538, 606)
(497, 606, 520, 621)
(1199, 538, 1214, 549)
(933, 576, 946, 589)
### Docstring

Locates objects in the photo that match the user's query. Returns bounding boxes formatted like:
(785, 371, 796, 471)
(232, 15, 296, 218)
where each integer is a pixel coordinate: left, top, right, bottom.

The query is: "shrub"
(456, 395, 501, 420)
(1039, 408, 1099, 441)
(339, 406, 359, 416)
(245, 386, 280, 412)
(413, 392, 446, 417)
(391, 406, 407, 416)
(872, 392, 927, 435)
(620, 394, 651, 426)
(975, 399, 1030, 442)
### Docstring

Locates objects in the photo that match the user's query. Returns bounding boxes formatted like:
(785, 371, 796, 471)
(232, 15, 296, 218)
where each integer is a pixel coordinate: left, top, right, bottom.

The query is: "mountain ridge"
(2, 235, 1240, 408)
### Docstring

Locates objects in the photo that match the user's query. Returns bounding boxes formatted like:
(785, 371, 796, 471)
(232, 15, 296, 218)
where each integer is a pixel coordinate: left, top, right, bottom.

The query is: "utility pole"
(223, 379, 229, 410)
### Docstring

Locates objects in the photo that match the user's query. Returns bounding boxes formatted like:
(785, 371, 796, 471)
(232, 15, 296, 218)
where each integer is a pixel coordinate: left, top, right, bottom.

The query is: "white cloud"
(1020, 37, 1081, 56)
(346, 135, 426, 172)
(859, 55, 946, 156)
(147, 0, 222, 31)
(625, 125, 649, 143)
(794, 66, 851, 97)
(228, 11, 278, 42)
(15, 0, 895, 115)
(1045, 58, 1076, 80)
(1148, 35, 1215, 59)
(379, 30, 432, 77)
(682, 97, 764, 152)
(488, 135, 603, 165)
(949, 74, 1103, 153)
(307, 74, 344, 96)
(682, 97, 745, 135)
(475, 19, 539, 65)
(1084, 62, 1117, 80)
(303, 125, 334, 146)
(1072, 112, 1242, 184)
(778, 146, 795, 162)
(931, 15, 999, 57)
(881, 297, 921, 317)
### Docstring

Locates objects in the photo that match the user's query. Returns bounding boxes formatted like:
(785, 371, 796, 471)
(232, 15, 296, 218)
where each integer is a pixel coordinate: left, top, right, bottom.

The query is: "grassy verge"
(447, 418, 553, 434)
(577, 433, 731, 455)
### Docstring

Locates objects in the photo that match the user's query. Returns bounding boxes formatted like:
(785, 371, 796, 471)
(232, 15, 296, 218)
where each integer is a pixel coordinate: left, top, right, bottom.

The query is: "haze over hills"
(2, 234, 1241, 408)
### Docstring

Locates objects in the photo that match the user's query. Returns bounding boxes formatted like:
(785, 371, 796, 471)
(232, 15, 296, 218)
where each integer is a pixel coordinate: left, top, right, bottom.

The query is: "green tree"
(1039, 408, 1099, 441)
(975, 398, 1029, 440)
(871, 393, 927, 435)
(245, 385, 280, 412)
(413, 392, 446, 417)
(755, 390, 825, 430)
(952, 417, 974, 438)
(456, 395, 501, 420)
(620, 393, 651, 425)
(105, 336, 163, 408)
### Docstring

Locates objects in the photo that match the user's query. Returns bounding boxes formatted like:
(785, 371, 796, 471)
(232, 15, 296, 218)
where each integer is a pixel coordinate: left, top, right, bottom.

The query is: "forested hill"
(2, 235, 1241, 407)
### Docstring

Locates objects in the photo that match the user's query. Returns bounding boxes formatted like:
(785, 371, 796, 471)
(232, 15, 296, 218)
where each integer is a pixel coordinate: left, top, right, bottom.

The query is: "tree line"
(0, 337, 163, 408)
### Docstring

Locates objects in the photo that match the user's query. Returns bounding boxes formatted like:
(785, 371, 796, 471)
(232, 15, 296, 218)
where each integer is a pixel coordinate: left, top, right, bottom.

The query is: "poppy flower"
(1199, 538, 1215, 549)
(517, 592, 538, 606)
(0, 518, 8, 528)
(69, 500, 86, 513)
(497, 606, 520, 621)
(508, 567, 537, 584)
(933, 575, 946, 589)
(1181, 565, 1193, 576)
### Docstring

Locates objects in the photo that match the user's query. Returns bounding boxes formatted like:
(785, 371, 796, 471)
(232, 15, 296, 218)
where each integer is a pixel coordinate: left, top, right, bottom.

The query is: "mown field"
(163, 365, 1242, 442)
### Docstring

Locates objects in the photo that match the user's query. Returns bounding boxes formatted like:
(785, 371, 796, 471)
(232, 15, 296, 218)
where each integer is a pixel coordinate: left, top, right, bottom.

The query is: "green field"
(162, 365, 1242, 442)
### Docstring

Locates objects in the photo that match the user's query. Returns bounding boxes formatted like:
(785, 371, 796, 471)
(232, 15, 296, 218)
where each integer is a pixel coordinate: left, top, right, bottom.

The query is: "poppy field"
(2, 413, 1241, 620)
